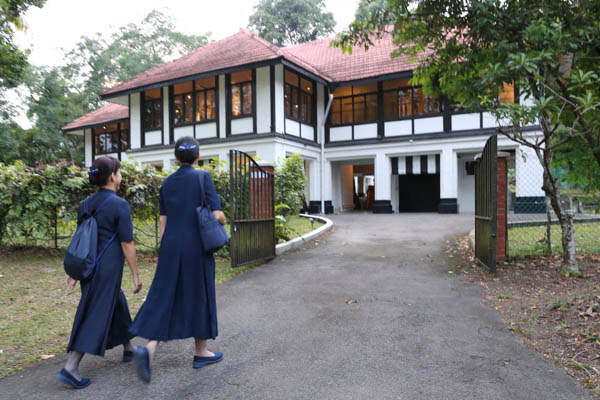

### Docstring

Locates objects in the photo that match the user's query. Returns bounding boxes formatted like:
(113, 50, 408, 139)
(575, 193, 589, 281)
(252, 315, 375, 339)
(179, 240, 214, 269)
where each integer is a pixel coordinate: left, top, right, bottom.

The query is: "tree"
(335, 0, 600, 272)
(354, 0, 391, 25)
(0, 0, 46, 120)
(248, 0, 336, 46)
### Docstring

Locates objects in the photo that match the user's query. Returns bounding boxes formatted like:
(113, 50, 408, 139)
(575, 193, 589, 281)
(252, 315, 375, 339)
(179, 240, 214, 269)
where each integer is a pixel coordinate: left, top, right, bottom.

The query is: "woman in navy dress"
(57, 156, 142, 389)
(130, 136, 226, 383)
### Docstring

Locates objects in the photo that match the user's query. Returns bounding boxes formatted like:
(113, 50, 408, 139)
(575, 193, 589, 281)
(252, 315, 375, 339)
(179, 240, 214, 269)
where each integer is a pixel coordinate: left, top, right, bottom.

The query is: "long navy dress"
(67, 189, 135, 356)
(129, 166, 221, 341)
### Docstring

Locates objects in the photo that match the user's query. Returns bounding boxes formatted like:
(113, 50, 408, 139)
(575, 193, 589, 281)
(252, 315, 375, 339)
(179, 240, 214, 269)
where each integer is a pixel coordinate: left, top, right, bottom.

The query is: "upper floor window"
(330, 83, 378, 126)
(143, 88, 162, 131)
(173, 77, 217, 126)
(284, 69, 314, 124)
(231, 70, 253, 117)
(93, 121, 129, 155)
(498, 82, 515, 104)
(382, 78, 442, 120)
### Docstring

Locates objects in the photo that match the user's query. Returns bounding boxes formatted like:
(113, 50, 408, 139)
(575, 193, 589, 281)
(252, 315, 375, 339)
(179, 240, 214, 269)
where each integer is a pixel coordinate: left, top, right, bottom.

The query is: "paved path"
(0, 213, 590, 399)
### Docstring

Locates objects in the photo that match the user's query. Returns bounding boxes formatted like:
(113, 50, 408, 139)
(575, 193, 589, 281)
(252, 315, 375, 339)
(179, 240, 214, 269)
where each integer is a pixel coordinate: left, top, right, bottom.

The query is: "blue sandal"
(133, 345, 151, 383)
(56, 368, 91, 389)
(193, 352, 223, 369)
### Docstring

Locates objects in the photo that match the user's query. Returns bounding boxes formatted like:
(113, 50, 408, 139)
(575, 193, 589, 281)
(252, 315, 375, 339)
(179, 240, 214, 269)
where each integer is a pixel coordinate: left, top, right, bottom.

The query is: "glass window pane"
(285, 85, 291, 116)
(173, 96, 184, 125)
(353, 82, 377, 95)
(285, 69, 299, 87)
(174, 81, 193, 95)
(300, 92, 307, 121)
(300, 78, 312, 94)
(231, 85, 241, 116)
(382, 78, 411, 90)
(184, 93, 193, 123)
(341, 97, 353, 124)
(120, 128, 129, 151)
(196, 92, 206, 121)
(242, 82, 252, 115)
(333, 85, 352, 97)
(383, 91, 398, 119)
(499, 82, 514, 103)
(195, 76, 216, 90)
(153, 100, 162, 127)
(121, 121, 129, 130)
(366, 94, 377, 121)
(305, 94, 312, 123)
(144, 88, 161, 100)
(399, 89, 412, 116)
(354, 95, 366, 123)
(111, 132, 119, 152)
(144, 103, 154, 129)
(331, 99, 341, 125)
(93, 131, 101, 155)
(231, 69, 252, 84)
(206, 90, 216, 120)
(292, 87, 299, 119)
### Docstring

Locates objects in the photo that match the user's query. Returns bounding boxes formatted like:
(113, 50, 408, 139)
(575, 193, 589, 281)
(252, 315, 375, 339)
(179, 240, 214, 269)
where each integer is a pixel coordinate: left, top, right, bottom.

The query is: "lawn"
(284, 215, 322, 242)
(508, 221, 600, 258)
(0, 248, 254, 378)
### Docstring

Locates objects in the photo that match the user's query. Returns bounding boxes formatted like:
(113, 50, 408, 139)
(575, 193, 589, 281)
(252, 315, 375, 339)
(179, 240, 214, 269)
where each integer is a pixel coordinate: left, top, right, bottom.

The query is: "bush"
(274, 153, 306, 215)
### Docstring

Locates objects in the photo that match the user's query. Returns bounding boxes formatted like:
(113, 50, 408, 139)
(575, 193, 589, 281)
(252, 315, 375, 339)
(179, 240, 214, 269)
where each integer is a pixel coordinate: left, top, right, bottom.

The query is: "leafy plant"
(274, 153, 306, 216)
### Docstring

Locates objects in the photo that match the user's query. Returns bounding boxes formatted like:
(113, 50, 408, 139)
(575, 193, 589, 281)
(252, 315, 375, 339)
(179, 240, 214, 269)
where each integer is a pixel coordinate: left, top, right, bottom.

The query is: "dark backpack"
(64, 194, 118, 281)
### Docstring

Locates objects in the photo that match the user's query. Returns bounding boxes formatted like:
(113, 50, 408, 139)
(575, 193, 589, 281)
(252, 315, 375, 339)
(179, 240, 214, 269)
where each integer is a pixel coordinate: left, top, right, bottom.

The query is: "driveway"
(0, 213, 589, 399)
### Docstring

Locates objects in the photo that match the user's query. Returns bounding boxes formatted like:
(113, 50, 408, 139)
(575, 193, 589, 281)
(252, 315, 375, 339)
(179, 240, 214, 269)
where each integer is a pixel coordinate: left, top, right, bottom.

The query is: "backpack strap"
(94, 232, 118, 266)
(93, 192, 116, 215)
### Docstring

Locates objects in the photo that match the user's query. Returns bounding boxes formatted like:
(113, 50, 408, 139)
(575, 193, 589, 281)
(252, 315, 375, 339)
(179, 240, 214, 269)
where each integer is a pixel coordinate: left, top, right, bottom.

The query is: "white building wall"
(414, 116, 443, 134)
(301, 124, 314, 141)
(174, 126, 194, 141)
(256, 66, 271, 134)
(162, 87, 170, 145)
(440, 147, 458, 199)
(274, 65, 285, 134)
(285, 119, 300, 136)
(374, 153, 391, 200)
(231, 117, 253, 134)
(452, 113, 479, 131)
(218, 75, 226, 138)
(144, 130, 162, 146)
(354, 124, 377, 140)
(330, 126, 352, 142)
(196, 122, 217, 139)
(516, 145, 545, 197)
(130, 93, 141, 149)
(385, 120, 412, 136)
(340, 165, 354, 211)
(84, 129, 92, 167)
(316, 83, 325, 144)
(457, 155, 475, 213)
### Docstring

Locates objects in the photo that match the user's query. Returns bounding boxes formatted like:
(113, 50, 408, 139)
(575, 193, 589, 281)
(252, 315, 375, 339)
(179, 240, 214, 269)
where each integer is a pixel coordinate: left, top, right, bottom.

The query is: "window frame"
(172, 78, 217, 128)
(381, 84, 444, 122)
(142, 89, 163, 132)
(230, 70, 254, 119)
(91, 120, 130, 160)
(284, 68, 315, 126)
(329, 84, 379, 127)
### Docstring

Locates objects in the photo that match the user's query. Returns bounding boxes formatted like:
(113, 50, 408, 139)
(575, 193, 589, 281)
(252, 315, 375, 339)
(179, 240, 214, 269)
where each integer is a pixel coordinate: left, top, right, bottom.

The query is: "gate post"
(496, 154, 509, 263)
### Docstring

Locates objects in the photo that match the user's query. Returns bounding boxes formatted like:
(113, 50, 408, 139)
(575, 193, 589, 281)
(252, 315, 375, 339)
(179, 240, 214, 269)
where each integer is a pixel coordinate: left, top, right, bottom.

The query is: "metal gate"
(229, 150, 276, 267)
(475, 135, 498, 271)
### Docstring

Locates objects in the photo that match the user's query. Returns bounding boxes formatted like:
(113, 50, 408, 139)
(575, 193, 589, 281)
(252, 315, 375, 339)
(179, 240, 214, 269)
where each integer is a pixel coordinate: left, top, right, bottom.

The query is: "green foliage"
(248, 0, 336, 46)
(275, 204, 294, 242)
(548, 298, 572, 311)
(274, 153, 306, 215)
(198, 158, 230, 221)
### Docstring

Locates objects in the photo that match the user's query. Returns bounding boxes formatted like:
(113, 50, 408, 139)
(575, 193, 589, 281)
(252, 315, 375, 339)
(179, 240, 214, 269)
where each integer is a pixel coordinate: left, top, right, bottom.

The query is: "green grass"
(286, 215, 322, 239)
(0, 248, 253, 378)
(508, 221, 600, 258)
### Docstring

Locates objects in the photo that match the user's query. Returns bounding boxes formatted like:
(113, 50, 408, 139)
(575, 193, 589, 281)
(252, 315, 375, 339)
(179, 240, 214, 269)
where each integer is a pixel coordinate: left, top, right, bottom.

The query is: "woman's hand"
(133, 274, 143, 294)
(213, 210, 226, 225)
(66, 276, 77, 290)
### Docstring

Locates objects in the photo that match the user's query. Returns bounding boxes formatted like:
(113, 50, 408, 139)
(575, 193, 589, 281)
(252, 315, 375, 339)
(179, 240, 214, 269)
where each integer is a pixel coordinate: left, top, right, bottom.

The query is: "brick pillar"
(496, 156, 508, 263)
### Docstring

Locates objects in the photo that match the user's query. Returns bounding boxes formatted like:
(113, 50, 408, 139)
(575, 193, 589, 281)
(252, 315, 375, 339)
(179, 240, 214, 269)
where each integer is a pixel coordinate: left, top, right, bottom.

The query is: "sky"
(10, 0, 360, 127)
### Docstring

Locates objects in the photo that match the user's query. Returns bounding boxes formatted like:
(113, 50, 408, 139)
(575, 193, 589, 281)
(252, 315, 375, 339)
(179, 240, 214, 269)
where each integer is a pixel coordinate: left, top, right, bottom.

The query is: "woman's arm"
(160, 216, 167, 240)
(212, 210, 226, 225)
(121, 241, 142, 294)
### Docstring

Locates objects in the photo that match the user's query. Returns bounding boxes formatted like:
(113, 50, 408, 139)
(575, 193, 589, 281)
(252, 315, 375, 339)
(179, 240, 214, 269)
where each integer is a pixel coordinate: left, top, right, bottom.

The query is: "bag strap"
(197, 170, 209, 210)
(94, 232, 118, 266)
(82, 192, 115, 217)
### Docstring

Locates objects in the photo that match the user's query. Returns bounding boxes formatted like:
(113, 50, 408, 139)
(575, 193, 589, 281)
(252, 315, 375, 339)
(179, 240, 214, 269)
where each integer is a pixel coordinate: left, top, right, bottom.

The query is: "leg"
(194, 339, 214, 358)
(64, 351, 84, 380)
(146, 340, 159, 363)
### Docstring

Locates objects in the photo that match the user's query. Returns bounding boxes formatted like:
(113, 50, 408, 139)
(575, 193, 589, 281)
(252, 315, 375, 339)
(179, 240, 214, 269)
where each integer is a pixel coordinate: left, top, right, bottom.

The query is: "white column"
(309, 160, 320, 201)
(130, 93, 141, 149)
(162, 86, 170, 145)
(374, 153, 391, 200)
(323, 160, 333, 201)
(218, 75, 226, 138)
(84, 129, 92, 167)
(440, 148, 458, 199)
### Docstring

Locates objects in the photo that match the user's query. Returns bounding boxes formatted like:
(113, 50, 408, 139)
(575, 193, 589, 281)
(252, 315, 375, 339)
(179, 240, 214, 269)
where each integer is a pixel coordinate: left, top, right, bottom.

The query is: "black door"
(397, 174, 440, 212)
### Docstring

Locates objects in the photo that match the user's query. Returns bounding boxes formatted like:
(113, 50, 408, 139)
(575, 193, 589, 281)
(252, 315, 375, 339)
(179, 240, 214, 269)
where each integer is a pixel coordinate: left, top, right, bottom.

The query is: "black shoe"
(56, 368, 91, 389)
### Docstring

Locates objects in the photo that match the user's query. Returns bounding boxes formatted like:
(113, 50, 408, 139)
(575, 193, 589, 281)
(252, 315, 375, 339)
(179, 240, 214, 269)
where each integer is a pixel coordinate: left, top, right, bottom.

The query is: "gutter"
(320, 93, 334, 214)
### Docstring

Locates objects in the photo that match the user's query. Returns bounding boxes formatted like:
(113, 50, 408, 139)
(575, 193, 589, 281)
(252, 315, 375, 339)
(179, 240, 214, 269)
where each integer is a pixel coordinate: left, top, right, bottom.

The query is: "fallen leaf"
(40, 354, 55, 360)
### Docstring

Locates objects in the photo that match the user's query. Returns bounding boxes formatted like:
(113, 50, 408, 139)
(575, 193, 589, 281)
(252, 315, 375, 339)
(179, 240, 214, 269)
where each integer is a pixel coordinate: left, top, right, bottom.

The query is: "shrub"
(274, 153, 306, 215)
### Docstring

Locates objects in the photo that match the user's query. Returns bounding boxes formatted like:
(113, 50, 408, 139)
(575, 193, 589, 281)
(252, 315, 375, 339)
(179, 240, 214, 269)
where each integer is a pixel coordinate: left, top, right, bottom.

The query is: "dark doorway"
(397, 174, 440, 212)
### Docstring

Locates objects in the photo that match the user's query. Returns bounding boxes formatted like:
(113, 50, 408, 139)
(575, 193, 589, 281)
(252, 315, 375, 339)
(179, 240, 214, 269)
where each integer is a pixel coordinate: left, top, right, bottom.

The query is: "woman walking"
(57, 156, 142, 389)
(130, 136, 225, 383)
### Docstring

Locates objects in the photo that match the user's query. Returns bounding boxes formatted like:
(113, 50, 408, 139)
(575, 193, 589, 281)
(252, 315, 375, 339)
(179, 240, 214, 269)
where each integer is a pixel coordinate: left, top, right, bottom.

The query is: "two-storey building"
(62, 29, 545, 214)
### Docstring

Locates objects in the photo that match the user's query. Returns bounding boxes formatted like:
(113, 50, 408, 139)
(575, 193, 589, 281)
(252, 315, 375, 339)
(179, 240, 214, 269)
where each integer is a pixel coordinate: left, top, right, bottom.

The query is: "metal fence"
(506, 156, 600, 258)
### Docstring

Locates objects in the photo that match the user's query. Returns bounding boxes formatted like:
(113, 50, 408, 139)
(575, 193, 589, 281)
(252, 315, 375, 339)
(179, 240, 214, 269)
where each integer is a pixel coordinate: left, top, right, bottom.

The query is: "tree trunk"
(545, 196, 552, 255)
(536, 142, 578, 272)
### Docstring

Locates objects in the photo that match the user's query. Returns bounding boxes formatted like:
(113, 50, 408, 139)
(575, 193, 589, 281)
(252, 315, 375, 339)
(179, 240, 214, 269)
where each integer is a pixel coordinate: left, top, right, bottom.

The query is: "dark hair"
(89, 156, 120, 186)
(174, 136, 200, 164)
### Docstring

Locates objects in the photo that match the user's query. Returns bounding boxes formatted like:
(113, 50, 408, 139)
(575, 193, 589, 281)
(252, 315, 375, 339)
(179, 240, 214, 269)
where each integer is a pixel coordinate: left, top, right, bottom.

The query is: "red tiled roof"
(100, 29, 429, 98)
(101, 30, 283, 97)
(281, 33, 429, 83)
(62, 103, 128, 132)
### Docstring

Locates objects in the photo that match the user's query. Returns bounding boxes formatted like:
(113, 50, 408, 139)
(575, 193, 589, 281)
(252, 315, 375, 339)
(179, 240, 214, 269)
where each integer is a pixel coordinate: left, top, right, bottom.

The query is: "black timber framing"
(270, 65, 275, 132)
(252, 68, 257, 134)
(225, 73, 232, 137)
